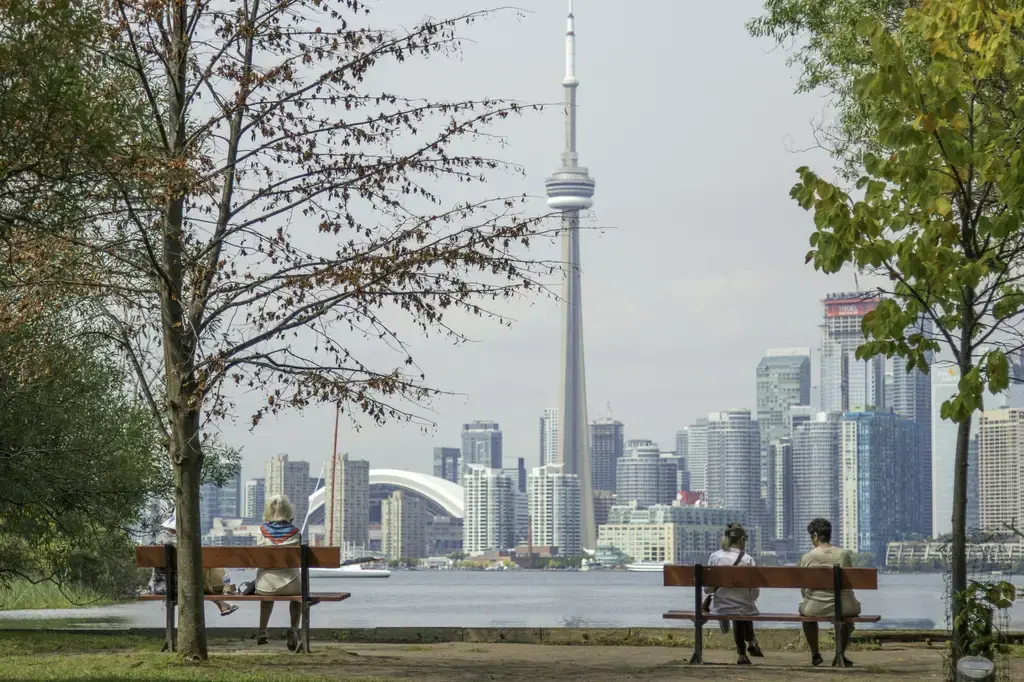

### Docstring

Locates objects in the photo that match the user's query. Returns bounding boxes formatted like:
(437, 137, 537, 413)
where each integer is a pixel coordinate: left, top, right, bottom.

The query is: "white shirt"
(704, 548, 760, 617)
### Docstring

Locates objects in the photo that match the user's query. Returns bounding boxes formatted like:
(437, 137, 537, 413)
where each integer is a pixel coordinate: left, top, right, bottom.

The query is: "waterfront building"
(323, 452, 370, 552)
(978, 408, 1024, 535)
(460, 421, 503, 475)
(199, 471, 242, 533)
(792, 413, 842, 543)
(462, 466, 515, 555)
(705, 410, 762, 532)
(819, 293, 884, 413)
(546, 2, 597, 549)
(528, 463, 582, 557)
(205, 517, 261, 547)
(243, 478, 265, 520)
(540, 408, 559, 466)
(381, 491, 426, 560)
(426, 516, 463, 556)
(686, 419, 708, 494)
(590, 413, 625, 492)
(598, 504, 752, 564)
(432, 447, 460, 484)
(615, 440, 664, 509)
(265, 454, 311, 530)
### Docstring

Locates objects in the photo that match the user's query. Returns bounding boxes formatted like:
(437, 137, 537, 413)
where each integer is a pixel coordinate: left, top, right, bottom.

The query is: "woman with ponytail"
(704, 523, 764, 665)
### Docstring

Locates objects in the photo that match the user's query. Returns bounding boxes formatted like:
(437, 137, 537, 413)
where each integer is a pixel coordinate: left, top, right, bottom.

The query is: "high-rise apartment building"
(705, 410, 762, 531)
(540, 408, 560, 467)
(462, 465, 515, 555)
(767, 438, 794, 541)
(381, 491, 426, 561)
(593, 489, 615, 527)
(243, 478, 265, 520)
(676, 428, 689, 462)
(265, 455, 311, 530)
(978, 408, 1024, 534)
(199, 471, 242, 533)
(528, 464, 582, 557)
(756, 349, 812, 444)
(589, 414, 624, 492)
(792, 413, 841, 543)
(967, 435, 980, 532)
(615, 440, 666, 509)
(323, 453, 370, 553)
(502, 457, 528, 494)
(820, 293, 884, 413)
(687, 418, 709, 494)
(460, 422, 503, 475)
(658, 453, 682, 501)
(931, 366, 986, 537)
(432, 447, 460, 484)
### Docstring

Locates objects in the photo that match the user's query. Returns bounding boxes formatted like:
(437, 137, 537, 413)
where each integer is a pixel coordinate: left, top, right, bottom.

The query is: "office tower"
(243, 478, 265, 519)
(978, 409, 1024, 534)
(381, 491, 426, 561)
(767, 438, 794, 541)
(528, 463, 582, 557)
(432, 447, 461, 484)
(687, 418, 709, 494)
(820, 293, 884, 413)
(513, 490, 530, 544)
(705, 410, 762, 530)
(546, 1, 597, 549)
(323, 452, 370, 552)
(676, 428, 689, 462)
(266, 454, 311, 529)
(502, 457, 528, 495)
(658, 453, 681, 501)
(462, 465, 516, 555)
(792, 413, 841, 543)
(840, 411, 916, 562)
(756, 349, 812, 444)
(930, 366, 985, 537)
(593, 489, 615, 527)
(540, 408, 560, 466)
(461, 421, 503, 474)
(199, 471, 242, 533)
(615, 440, 665, 509)
(590, 414, 625, 492)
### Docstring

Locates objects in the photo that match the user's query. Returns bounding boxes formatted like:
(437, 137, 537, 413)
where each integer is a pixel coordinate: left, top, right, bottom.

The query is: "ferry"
(625, 561, 668, 573)
(309, 563, 391, 579)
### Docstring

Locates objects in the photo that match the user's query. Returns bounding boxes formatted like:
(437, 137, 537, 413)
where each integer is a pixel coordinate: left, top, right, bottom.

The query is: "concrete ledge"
(3, 626, 1023, 646)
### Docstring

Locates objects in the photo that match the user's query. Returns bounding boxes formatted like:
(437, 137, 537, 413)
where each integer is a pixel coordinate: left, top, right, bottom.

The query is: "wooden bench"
(136, 545, 350, 653)
(663, 564, 881, 667)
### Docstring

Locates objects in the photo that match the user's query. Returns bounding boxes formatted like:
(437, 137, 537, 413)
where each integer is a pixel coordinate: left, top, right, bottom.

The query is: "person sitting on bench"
(705, 523, 764, 665)
(147, 513, 238, 617)
(798, 518, 860, 667)
(255, 494, 303, 651)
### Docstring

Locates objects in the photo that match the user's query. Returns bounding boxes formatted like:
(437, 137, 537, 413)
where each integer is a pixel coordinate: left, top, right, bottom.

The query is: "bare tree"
(5, 0, 556, 659)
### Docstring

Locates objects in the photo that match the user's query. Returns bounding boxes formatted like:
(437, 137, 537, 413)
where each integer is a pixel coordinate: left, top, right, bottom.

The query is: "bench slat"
(138, 593, 350, 602)
(663, 565, 878, 590)
(663, 610, 881, 623)
(135, 546, 341, 569)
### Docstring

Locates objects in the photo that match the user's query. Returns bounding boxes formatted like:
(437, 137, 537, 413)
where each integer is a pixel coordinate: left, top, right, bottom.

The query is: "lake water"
(3, 571, 1023, 630)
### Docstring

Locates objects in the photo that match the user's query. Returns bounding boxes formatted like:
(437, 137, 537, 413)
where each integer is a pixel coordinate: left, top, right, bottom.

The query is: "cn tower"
(545, 0, 596, 548)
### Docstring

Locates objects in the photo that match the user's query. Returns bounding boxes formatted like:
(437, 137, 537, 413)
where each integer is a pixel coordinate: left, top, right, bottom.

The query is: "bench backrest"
(135, 545, 341, 569)
(663, 565, 878, 590)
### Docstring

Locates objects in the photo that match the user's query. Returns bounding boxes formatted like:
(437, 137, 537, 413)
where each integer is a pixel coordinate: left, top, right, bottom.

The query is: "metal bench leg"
(689, 563, 704, 665)
(832, 564, 846, 668)
(303, 602, 311, 654)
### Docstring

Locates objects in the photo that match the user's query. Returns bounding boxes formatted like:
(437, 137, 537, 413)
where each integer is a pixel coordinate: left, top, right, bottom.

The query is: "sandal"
(220, 605, 239, 617)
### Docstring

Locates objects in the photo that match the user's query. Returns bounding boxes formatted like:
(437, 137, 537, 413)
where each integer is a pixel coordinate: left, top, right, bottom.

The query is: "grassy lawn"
(0, 580, 119, 611)
(0, 632, 391, 681)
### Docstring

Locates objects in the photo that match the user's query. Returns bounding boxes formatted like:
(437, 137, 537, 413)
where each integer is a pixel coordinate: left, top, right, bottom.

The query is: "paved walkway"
(215, 641, 1011, 680)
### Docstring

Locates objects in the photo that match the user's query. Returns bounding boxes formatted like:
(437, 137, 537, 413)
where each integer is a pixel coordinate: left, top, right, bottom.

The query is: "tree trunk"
(172, 410, 206, 660)
(949, 378, 973, 669)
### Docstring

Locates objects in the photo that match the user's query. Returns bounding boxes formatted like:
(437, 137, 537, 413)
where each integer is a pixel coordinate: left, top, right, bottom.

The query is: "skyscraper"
(265, 454, 311, 530)
(243, 478, 265, 520)
(931, 366, 978, 537)
(462, 465, 516, 555)
(199, 471, 242, 533)
(381, 491, 426, 561)
(820, 293, 884, 413)
(502, 457, 528, 494)
(756, 348, 812, 444)
(528, 463, 582, 557)
(324, 452, 370, 553)
(540, 408, 559, 467)
(705, 411, 762, 530)
(767, 437, 794, 541)
(460, 421, 503, 474)
(978, 408, 1024, 534)
(432, 447, 460, 484)
(589, 414, 624, 492)
(792, 413, 841, 544)
(687, 418, 709, 494)
(546, 1, 597, 549)
(615, 440, 665, 509)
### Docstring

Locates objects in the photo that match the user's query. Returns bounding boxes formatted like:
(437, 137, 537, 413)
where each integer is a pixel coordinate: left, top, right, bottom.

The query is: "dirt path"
(217, 641, 1013, 680)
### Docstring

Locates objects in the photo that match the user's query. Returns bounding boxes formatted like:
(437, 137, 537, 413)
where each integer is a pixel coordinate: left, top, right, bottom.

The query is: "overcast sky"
(222, 0, 856, 483)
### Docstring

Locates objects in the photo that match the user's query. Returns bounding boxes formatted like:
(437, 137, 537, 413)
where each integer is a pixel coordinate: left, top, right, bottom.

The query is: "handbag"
(701, 550, 745, 613)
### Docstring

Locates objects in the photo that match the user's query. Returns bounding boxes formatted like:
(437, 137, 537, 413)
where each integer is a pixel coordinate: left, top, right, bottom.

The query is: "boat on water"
(309, 563, 391, 579)
(625, 561, 668, 573)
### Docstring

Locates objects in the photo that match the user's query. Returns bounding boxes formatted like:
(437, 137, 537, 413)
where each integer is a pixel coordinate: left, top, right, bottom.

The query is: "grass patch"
(0, 632, 392, 681)
(0, 580, 118, 611)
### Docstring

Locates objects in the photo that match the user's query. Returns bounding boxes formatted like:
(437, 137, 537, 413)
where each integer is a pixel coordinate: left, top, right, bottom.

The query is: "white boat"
(309, 564, 391, 579)
(625, 561, 667, 573)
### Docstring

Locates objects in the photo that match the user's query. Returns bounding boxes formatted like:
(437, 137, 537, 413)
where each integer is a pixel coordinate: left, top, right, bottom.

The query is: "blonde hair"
(721, 523, 748, 551)
(264, 494, 294, 523)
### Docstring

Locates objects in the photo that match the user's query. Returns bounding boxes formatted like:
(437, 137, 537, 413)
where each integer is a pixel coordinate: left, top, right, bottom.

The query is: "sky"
(223, 0, 857, 484)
